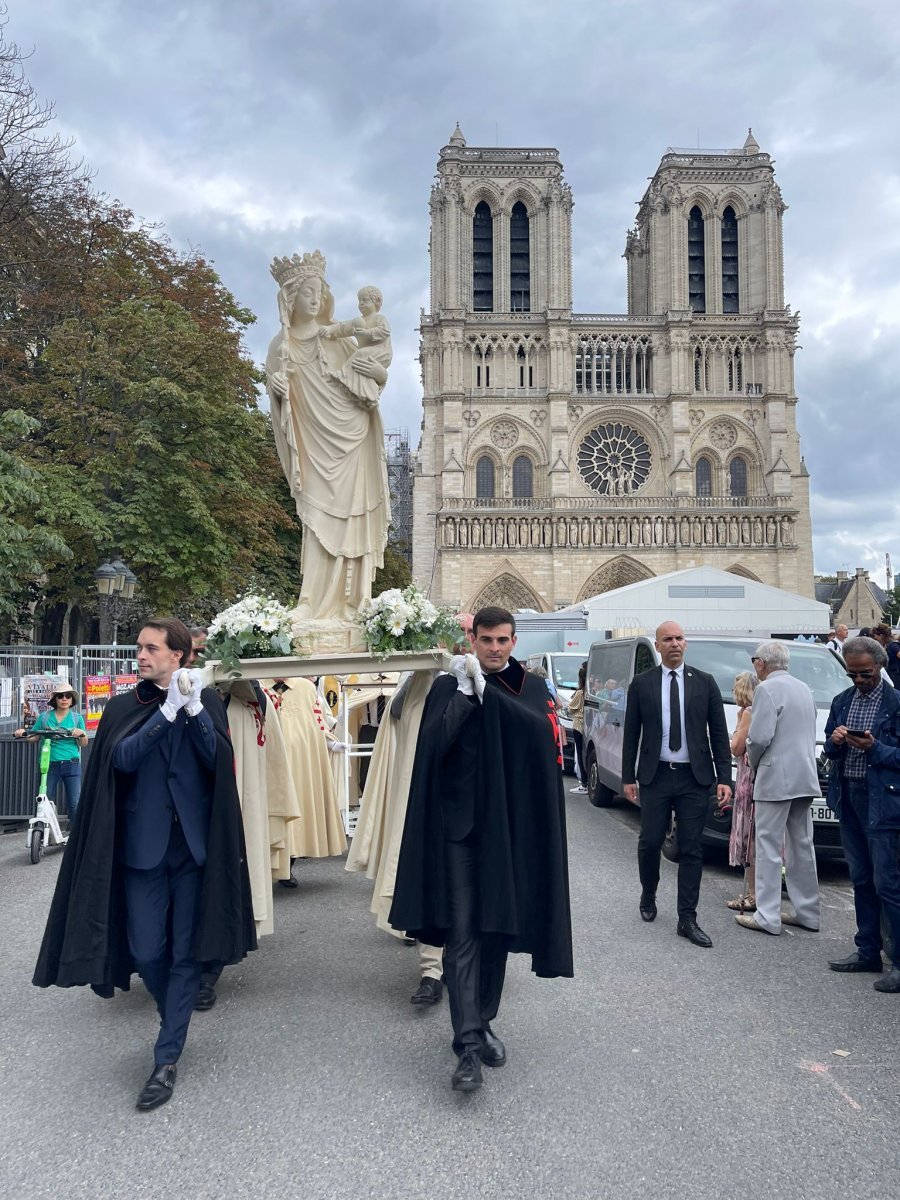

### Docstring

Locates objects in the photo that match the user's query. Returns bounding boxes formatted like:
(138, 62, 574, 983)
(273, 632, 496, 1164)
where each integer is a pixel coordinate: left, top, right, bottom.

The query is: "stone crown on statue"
(270, 250, 327, 289)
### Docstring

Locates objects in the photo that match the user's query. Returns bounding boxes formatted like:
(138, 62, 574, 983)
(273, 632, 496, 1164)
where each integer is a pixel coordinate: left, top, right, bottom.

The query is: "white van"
(582, 635, 849, 858)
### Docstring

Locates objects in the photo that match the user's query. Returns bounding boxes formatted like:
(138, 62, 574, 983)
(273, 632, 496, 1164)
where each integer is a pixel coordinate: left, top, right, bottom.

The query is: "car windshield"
(685, 640, 850, 707)
(552, 654, 585, 690)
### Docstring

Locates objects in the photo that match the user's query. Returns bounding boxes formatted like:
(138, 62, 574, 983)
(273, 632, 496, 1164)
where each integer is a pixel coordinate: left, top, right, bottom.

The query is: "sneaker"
(569, 785, 588, 795)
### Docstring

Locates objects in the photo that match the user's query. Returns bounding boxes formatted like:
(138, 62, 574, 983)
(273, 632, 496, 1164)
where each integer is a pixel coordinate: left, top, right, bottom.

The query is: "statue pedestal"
(206, 647, 452, 683)
(290, 616, 368, 657)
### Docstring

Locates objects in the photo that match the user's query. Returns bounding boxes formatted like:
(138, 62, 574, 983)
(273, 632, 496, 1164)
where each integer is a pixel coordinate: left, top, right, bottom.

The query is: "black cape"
(33, 681, 257, 995)
(389, 659, 573, 978)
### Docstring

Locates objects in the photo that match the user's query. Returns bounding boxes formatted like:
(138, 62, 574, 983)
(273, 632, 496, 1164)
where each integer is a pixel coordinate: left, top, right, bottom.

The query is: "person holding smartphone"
(15, 685, 88, 824)
(823, 635, 900, 991)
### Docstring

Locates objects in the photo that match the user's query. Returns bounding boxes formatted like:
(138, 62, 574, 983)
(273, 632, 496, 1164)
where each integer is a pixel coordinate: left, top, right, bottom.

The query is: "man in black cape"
(34, 617, 256, 1111)
(390, 606, 573, 1092)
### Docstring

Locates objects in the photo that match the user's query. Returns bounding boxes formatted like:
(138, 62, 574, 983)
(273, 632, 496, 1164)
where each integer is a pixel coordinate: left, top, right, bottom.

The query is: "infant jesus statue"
(321, 285, 392, 409)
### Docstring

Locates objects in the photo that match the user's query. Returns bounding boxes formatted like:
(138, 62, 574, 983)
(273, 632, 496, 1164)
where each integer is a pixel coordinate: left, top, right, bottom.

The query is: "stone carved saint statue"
(266, 252, 390, 632)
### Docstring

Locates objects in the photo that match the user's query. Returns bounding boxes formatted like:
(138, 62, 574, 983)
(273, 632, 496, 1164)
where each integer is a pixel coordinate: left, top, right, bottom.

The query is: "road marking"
(798, 1059, 862, 1112)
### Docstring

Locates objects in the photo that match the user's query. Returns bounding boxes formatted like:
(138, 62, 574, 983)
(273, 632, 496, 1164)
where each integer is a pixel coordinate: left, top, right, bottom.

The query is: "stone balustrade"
(440, 494, 793, 512)
(437, 507, 796, 552)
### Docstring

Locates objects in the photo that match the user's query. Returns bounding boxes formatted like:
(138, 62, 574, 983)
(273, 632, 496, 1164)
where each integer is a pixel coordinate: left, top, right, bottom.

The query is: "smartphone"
(846, 729, 868, 737)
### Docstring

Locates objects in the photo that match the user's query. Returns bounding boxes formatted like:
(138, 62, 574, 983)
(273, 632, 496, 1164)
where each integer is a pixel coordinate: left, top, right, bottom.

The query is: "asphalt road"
(1, 793, 897, 1200)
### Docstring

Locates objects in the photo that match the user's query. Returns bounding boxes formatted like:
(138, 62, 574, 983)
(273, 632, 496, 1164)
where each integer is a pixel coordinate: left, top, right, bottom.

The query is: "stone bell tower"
(413, 128, 814, 611)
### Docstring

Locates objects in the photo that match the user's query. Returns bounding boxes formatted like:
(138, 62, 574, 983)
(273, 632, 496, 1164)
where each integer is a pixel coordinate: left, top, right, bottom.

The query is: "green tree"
(0, 409, 72, 633)
(373, 543, 412, 594)
(1, 25, 302, 637)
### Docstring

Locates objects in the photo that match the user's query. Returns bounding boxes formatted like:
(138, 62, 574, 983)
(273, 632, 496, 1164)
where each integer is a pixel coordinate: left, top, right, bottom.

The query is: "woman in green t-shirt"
(15, 685, 88, 823)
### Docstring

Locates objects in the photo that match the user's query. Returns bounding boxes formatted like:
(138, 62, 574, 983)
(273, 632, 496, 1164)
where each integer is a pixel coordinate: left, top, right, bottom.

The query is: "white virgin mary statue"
(266, 252, 390, 627)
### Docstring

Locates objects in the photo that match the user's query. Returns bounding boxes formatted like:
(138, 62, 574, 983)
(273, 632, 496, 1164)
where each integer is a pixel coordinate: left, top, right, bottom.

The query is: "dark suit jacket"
(622, 664, 731, 789)
(113, 702, 218, 869)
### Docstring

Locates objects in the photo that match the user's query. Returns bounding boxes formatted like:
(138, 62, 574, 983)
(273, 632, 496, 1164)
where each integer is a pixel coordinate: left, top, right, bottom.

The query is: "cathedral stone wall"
(413, 127, 814, 612)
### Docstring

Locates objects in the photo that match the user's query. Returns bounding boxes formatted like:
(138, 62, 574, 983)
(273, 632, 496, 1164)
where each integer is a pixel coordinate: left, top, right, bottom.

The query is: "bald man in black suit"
(622, 621, 732, 948)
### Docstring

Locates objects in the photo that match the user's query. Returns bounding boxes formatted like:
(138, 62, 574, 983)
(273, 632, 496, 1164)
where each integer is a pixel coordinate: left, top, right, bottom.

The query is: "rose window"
(490, 420, 518, 449)
(577, 423, 651, 495)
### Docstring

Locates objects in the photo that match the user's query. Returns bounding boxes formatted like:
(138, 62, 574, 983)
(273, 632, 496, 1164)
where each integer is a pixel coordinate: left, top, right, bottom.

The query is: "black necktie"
(669, 670, 682, 753)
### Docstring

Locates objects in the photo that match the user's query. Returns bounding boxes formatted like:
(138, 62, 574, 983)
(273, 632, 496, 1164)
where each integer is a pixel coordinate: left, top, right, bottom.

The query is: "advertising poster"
(21, 675, 58, 728)
(114, 674, 139, 696)
(85, 675, 112, 731)
(0, 678, 12, 719)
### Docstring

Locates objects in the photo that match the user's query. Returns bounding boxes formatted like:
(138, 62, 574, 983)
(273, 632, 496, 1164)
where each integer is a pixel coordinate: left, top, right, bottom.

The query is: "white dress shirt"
(659, 663, 690, 763)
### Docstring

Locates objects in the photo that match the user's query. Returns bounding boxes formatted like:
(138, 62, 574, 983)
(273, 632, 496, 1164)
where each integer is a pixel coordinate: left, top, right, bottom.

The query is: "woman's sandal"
(726, 894, 756, 911)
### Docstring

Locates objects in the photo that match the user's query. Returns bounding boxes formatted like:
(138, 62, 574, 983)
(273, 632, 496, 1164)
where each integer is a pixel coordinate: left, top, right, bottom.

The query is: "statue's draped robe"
(266, 321, 390, 620)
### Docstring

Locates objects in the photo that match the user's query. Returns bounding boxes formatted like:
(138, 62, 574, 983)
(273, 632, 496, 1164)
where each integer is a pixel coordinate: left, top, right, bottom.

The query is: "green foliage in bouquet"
(202, 593, 294, 675)
(358, 585, 462, 657)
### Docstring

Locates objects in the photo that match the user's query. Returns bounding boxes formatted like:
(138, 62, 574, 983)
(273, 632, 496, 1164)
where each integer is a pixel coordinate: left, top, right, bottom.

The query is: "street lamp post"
(94, 558, 138, 645)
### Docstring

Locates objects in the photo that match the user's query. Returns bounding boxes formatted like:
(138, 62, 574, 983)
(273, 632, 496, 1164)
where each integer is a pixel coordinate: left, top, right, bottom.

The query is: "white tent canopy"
(550, 567, 830, 637)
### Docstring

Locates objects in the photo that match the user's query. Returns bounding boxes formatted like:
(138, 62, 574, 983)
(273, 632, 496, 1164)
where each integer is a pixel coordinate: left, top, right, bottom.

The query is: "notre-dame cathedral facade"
(411, 125, 814, 612)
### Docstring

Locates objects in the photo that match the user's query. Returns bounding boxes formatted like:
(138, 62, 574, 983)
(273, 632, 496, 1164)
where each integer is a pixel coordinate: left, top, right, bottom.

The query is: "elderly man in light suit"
(736, 640, 821, 935)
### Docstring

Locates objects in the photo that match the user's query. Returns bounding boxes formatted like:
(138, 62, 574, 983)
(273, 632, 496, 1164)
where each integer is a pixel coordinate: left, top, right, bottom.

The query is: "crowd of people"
(27, 610, 900, 1111)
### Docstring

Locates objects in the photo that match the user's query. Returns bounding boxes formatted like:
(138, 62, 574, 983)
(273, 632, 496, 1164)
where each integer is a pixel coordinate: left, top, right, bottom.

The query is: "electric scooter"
(15, 727, 75, 864)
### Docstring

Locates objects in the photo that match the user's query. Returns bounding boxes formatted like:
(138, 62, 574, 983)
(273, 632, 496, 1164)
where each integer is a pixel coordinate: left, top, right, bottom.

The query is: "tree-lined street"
(2, 793, 895, 1199)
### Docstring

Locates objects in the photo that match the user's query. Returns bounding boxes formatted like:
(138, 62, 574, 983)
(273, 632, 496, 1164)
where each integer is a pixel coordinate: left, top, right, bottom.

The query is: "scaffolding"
(384, 429, 413, 563)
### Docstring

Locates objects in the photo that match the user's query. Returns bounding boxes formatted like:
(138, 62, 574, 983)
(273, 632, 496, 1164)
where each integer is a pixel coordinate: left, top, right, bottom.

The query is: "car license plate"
(810, 804, 837, 824)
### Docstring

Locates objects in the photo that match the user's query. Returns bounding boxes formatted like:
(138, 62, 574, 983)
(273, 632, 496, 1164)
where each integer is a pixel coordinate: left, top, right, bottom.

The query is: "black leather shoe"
(479, 1026, 507, 1068)
(136, 1063, 177, 1111)
(194, 982, 217, 1012)
(677, 919, 712, 948)
(828, 951, 883, 973)
(410, 977, 443, 1005)
(873, 967, 900, 993)
(451, 1049, 483, 1092)
(639, 893, 657, 922)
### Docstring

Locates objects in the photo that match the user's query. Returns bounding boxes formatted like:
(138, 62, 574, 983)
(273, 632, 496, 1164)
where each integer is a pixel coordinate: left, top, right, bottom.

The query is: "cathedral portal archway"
(576, 555, 654, 602)
(726, 563, 762, 582)
(469, 564, 548, 613)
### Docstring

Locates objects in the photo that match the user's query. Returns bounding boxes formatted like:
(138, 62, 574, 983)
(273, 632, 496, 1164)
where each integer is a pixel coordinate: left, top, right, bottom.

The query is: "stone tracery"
(577, 423, 652, 496)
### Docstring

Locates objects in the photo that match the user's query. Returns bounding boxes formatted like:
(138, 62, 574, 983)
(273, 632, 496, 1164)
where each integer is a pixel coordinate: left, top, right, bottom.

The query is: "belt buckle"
(668, 761, 681, 770)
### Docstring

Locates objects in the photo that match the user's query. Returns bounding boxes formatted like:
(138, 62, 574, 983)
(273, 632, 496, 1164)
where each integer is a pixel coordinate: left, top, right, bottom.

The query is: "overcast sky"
(9, 0, 900, 586)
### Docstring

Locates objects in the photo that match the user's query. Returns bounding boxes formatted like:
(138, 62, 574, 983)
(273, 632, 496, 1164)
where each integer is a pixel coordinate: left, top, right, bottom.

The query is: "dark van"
(582, 635, 850, 857)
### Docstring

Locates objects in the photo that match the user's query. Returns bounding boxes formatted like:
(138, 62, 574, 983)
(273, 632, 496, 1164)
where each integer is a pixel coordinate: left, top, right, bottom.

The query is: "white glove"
(328, 740, 350, 753)
(470, 656, 486, 702)
(450, 654, 475, 697)
(184, 669, 204, 717)
(161, 671, 191, 722)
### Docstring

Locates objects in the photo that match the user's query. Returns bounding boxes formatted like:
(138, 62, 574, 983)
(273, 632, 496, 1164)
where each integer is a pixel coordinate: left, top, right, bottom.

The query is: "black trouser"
(444, 835, 508, 1054)
(123, 821, 203, 1065)
(637, 763, 710, 921)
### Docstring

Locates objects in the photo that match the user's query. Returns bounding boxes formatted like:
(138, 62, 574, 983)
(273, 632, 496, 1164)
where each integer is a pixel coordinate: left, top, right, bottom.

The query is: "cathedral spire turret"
(448, 123, 466, 147)
(743, 127, 760, 153)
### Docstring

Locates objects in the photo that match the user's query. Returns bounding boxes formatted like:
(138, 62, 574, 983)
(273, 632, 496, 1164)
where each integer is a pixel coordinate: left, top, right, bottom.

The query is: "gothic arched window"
(730, 456, 748, 498)
(512, 455, 533, 498)
(476, 455, 495, 498)
(473, 201, 493, 312)
(721, 206, 739, 313)
(696, 456, 713, 498)
(510, 201, 530, 312)
(688, 206, 706, 313)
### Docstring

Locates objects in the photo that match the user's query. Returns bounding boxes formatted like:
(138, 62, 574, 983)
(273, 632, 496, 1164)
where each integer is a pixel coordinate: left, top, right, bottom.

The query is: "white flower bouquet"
(204, 593, 295, 673)
(358, 585, 462, 656)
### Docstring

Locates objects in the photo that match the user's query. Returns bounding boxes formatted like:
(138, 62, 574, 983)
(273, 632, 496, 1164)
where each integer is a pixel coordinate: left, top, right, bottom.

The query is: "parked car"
(582, 635, 850, 858)
(525, 651, 587, 775)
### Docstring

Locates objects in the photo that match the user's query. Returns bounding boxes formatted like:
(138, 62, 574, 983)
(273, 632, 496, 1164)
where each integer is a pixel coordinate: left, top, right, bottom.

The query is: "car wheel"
(587, 754, 616, 808)
(662, 812, 680, 862)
